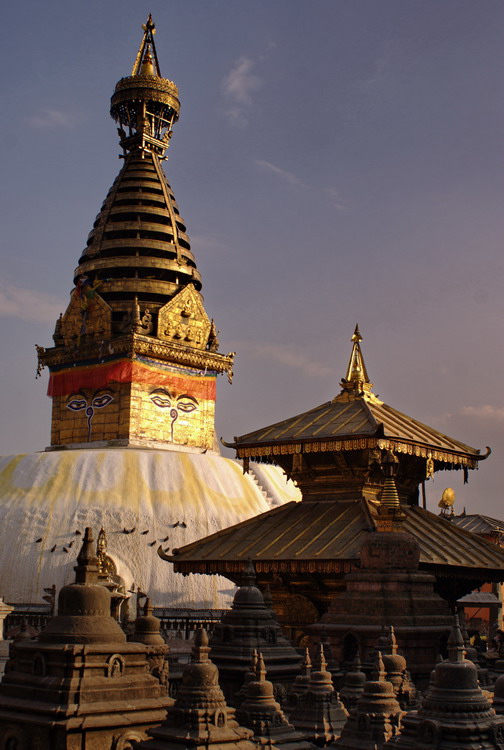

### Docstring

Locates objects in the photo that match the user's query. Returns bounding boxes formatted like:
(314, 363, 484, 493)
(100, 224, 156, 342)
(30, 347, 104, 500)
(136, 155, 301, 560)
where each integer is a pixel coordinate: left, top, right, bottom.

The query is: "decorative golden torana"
(37, 16, 234, 451)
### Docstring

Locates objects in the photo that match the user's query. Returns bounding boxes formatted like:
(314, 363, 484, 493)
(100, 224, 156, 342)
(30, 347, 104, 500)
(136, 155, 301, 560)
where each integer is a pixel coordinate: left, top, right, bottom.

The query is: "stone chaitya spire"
(339, 652, 366, 712)
(37, 15, 234, 451)
(394, 615, 504, 749)
(209, 561, 302, 704)
(334, 651, 403, 749)
(285, 648, 313, 711)
(138, 628, 256, 750)
(0, 528, 170, 748)
(375, 626, 417, 710)
(130, 597, 170, 692)
(289, 644, 348, 746)
(236, 652, 315, 750)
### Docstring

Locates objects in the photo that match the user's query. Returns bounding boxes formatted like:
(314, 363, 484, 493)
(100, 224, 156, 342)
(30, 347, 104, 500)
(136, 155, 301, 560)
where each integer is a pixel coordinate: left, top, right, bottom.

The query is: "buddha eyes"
(66, 393, 113, 411)
(67, 398, 87, 412)
(177, 400, 197, 413)
(149, 393, 198, 412)
(92, 394, 113, 408)
(150, 395, 171, 408)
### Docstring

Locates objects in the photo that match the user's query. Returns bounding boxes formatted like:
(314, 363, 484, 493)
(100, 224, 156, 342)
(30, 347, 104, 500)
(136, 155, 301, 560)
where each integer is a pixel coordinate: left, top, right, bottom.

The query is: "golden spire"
(339, 325, 374, 397)
(111, 15, 180, 158)
(376, 450, 406, 530)
(131, 13, 161, 77)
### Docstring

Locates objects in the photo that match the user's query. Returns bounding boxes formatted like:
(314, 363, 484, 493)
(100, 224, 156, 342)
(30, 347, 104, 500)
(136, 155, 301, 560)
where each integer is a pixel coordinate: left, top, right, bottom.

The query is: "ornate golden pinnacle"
(111, 15, 180, 158)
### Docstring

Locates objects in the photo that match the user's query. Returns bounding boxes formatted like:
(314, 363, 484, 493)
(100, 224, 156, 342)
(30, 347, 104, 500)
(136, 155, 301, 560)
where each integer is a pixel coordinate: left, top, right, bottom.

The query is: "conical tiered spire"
(376, 451, 406, 531)
(38, 16, 234, 451)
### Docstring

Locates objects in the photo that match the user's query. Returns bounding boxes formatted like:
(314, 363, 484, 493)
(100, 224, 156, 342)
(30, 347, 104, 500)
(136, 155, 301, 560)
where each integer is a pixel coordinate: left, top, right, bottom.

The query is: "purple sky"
(1, 1, 504, 516)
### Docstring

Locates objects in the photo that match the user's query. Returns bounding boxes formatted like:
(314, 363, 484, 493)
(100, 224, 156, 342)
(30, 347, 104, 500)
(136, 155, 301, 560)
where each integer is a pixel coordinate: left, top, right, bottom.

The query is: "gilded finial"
(111, 15, 180, 157)
(337, 325, 376, 400)
(438, 487, 456, 518)
(376, 451, 406, 529)
(351, 324, 362, 343)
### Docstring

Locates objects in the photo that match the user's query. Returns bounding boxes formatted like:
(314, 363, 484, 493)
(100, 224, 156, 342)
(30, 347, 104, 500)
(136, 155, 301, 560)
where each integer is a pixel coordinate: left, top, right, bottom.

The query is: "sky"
(1, 1, 504, 517)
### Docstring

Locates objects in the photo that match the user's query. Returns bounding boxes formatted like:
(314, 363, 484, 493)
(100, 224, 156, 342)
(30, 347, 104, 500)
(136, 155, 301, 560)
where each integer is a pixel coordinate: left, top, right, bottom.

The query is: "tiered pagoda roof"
(170, 328, 504, 602)
(228, 326, 485, 471)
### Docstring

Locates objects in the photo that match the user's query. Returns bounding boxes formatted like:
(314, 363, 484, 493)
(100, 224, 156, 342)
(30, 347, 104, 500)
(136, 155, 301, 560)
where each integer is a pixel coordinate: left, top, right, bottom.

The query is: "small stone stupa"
(130, 598, 170, 693)
(289, 644, 348, 746)
(334, 652, 403, 749)
(209, 561, 301, 703)
(394, 616, 504, 749)
(375, 626, 417, 710)
(138, 628, 256, 750)
(285, 648, 313, 713)
(236, 652, 315, 750)
(0, 528, 170, 749)
(339, 653, 366, 712)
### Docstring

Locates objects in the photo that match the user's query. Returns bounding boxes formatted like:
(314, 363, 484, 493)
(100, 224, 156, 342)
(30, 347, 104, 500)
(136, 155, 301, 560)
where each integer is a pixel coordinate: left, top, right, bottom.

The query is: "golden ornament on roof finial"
(438, 487, 455, 518)
(351, 324, 362, 343)
(143, 13, 156, 33)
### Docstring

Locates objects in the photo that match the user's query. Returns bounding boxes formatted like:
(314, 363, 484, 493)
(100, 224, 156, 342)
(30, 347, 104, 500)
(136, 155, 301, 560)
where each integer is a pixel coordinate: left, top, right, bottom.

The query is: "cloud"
(459, 405, 504, 421)
(255, 161, 347, 209)
(27, 109, 75, 129)
(242, 342, 331, 378)
(222, 57, 261, 126)
(255, 160, 306, 187)
(0, 280, 65, 324)
(325, 187, 346, 211)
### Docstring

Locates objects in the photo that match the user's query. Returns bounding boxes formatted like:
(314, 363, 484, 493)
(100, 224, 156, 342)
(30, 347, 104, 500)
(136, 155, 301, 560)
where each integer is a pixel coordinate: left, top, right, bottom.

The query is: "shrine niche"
(157, 285, 213, 350)
(59, 279, 112, 346)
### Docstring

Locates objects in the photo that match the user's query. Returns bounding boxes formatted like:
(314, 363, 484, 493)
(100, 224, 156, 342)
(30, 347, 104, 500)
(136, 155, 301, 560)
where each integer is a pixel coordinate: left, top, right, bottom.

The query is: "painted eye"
(66, 399, 87, 412)
(150, 395, 172, 408)
(177, 400, 197, 413)
(92, 394, 113, 409)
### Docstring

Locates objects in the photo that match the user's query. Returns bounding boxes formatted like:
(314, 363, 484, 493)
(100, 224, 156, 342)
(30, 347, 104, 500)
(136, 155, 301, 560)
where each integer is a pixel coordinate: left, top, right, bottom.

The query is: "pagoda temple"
(170, 327, 504, 618)
(0, 16, 298, 610)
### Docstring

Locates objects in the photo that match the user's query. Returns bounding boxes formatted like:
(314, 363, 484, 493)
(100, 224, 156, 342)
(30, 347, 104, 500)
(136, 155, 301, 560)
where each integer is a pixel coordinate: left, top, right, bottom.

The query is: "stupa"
(235, 652, 314, 750)
(0, 15, 299, 610)
(393, 616, 504, 749)
(0, 528, 170, 748)
(208, 561, 302, 703)
(137, 627, 256, 750)
(171, 327, 504, 618)
(334, 652, 403, 749)
(289, 644, 348, 746)
(339, 653, 366, 712)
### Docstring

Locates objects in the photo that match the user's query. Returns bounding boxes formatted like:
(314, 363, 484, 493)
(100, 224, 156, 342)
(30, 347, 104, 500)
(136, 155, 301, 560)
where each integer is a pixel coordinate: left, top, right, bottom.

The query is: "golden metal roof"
(451, 514, 504, 536)
(229, 328, 484, 465)
(171, 500, 504, 574)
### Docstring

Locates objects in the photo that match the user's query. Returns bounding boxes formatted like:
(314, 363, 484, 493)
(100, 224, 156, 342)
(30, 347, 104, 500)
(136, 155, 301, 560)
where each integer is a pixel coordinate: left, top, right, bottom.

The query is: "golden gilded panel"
(129, 378, 216, 450)
(50, 358, 217, 450)
(157, 286, 211, 351)
(59, 286, 112, 346)
(51, 383, 129, 446)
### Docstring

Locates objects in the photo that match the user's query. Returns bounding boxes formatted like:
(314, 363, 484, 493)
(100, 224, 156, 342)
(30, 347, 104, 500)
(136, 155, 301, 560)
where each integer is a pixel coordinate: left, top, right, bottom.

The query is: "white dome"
(0, 449, 300, 608)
